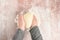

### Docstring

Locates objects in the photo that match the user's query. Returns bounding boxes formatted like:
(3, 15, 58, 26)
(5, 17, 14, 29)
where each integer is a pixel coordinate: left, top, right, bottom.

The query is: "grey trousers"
(13, 26, 43, 40)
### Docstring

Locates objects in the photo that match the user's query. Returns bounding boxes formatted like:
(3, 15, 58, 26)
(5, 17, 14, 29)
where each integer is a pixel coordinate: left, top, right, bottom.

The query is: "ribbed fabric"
(13, 29, 25, 40)
(30, 26, 43, 40)
(13, 26, 43, 40)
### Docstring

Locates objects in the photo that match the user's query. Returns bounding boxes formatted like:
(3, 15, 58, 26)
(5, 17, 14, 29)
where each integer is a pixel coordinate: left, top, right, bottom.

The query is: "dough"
(24, 12, 33, 29)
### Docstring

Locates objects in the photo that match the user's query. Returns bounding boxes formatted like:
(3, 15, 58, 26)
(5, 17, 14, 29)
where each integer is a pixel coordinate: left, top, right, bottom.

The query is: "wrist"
(17, 26, 25, 31)
(30, 24, 38, 29)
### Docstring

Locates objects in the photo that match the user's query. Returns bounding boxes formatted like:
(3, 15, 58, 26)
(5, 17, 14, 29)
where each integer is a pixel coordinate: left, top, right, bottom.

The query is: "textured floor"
(0, 0, 60, 40)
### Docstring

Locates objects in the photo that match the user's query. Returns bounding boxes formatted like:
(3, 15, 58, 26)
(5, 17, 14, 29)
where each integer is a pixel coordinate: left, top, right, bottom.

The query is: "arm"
(30, 26, 43, 40)
(13, 14, 25, 40)
(13, 29, 24, 40)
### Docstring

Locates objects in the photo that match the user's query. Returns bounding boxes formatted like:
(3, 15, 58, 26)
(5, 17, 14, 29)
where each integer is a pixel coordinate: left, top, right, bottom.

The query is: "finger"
(17, 14, 24, 27)
(33, 15, 37, 23)
(32, 15, 37, 27)
(18, 14, 24, 23)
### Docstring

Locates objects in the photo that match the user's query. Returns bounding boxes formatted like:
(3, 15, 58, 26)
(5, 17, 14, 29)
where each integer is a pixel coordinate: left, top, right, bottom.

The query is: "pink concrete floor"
(0, 0, 60, 40)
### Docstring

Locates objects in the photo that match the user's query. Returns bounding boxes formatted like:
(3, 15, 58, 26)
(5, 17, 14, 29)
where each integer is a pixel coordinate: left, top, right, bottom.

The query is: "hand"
(16, 13, 37, 31)
(30, 15, 38, 29)
(17, 14, 25, 31)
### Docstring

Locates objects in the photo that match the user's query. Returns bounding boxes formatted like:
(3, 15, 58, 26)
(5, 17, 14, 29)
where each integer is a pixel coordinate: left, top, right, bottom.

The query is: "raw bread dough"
(24, 12, 33, 29)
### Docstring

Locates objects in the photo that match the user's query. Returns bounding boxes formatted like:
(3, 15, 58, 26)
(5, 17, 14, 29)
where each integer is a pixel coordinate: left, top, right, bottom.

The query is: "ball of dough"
(24, 12, 33, 29)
